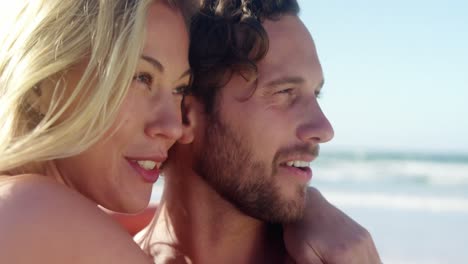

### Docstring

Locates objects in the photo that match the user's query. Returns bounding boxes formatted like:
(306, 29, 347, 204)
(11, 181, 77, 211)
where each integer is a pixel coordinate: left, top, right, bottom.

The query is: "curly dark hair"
(188, 0, 300, 114)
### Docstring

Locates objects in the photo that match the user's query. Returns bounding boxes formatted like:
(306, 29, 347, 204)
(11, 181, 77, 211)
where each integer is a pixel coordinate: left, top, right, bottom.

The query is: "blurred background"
(298, 0, 468, 263)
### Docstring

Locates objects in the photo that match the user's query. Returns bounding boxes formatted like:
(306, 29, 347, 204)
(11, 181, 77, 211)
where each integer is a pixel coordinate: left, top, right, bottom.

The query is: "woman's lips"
(127, 159, 160, 183)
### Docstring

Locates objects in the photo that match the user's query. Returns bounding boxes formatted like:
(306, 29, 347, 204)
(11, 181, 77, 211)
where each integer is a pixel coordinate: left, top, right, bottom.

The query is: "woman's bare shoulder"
(0, 174, 96, 219)
(0, 174, 77, 214)
(0, 175, 151, 263)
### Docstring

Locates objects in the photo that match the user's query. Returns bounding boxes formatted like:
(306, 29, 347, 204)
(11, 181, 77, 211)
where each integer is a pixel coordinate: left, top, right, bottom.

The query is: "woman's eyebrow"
(141, 55, 164, 72)
(179, 69, 192, 79)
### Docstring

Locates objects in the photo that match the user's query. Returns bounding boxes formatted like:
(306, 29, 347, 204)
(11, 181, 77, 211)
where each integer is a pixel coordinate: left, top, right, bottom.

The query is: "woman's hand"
(283, 187, 381, 264)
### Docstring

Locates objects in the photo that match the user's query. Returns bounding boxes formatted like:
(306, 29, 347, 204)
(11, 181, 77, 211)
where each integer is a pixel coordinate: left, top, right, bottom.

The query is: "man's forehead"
(262, 15, 318, 62)
(257, 15, 322, 85)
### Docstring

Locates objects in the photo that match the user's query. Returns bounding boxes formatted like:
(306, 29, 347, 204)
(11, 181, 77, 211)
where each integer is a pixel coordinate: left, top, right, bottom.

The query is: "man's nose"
(296, 99, 334, 144)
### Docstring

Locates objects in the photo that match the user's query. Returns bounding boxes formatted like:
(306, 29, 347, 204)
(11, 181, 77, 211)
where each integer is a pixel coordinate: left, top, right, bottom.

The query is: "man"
(135, 0, 381, 263)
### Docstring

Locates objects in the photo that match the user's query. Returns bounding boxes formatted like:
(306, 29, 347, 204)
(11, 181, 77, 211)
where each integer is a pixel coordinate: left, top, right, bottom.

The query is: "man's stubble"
(193, 110, 306, 223)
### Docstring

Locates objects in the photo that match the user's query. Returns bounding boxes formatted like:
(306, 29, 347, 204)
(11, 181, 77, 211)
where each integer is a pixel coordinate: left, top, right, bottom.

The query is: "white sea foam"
(314, 159, 468, 186)
(151, 181, 468, 214)
(322, 190, 468, 213)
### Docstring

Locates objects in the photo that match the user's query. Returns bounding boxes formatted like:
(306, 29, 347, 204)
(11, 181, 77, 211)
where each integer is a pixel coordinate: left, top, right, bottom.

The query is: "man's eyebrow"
(141, 55, 164, 72)
(265, 76, 325, 92)
(265, 76, 305, 87)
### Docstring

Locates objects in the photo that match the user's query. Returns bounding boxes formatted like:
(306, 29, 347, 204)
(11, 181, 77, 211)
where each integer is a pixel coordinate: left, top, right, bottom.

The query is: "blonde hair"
(0, 0, 154, 174)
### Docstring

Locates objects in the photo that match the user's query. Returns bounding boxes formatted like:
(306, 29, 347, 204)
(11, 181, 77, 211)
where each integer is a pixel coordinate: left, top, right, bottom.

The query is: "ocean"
(151, 150, 468, 264)
(312, 150, 468, 264)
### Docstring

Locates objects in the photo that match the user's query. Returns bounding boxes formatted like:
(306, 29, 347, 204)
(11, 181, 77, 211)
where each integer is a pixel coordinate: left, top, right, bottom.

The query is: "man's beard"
(193, 113, 308, 223)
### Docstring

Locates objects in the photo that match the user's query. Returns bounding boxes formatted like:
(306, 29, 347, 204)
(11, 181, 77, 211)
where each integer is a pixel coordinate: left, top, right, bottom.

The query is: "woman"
(0, 0, 193, 262)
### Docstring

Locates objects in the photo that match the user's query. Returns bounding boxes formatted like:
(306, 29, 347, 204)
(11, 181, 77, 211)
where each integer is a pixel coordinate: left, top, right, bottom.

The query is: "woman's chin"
(103, 193, 152, 214)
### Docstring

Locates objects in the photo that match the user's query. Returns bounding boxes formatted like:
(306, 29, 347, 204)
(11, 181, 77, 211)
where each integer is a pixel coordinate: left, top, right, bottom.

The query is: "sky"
(298, 0, 468, 154)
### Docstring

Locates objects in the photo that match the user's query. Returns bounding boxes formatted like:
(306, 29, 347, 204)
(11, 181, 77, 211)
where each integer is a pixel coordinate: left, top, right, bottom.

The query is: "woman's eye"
(173, 85, 189, 96)
(133, 72, 153, 90)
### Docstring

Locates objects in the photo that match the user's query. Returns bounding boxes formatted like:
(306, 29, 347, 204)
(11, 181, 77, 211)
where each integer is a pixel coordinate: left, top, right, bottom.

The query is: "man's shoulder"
(0, 175, 151, 263)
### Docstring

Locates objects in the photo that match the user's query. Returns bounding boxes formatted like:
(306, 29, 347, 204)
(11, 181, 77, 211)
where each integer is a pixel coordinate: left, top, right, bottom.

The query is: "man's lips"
(278, 163, 313, 182)
(278, 154, 316, 165)
(277, 155, 317, 182)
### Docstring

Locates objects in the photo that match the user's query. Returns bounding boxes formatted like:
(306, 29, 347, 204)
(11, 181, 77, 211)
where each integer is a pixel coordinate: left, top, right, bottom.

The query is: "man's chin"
(271, 186, 308, 223)
(250, 193, 307, 224)
(257, 205, 305, 224)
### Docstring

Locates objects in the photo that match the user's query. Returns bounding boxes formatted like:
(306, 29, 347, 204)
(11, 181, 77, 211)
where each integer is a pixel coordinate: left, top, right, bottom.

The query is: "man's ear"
(178, 95, 203, 144)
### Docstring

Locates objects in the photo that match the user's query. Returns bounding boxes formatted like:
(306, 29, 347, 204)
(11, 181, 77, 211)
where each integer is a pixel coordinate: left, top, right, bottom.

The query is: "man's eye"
(133, 72, 153, 90)
(275, 88, 294, 95)
(315, 90, 322, 99)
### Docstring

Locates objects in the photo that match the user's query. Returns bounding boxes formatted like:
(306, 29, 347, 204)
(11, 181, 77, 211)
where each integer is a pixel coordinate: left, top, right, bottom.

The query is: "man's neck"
(143, 163, 288, 264)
